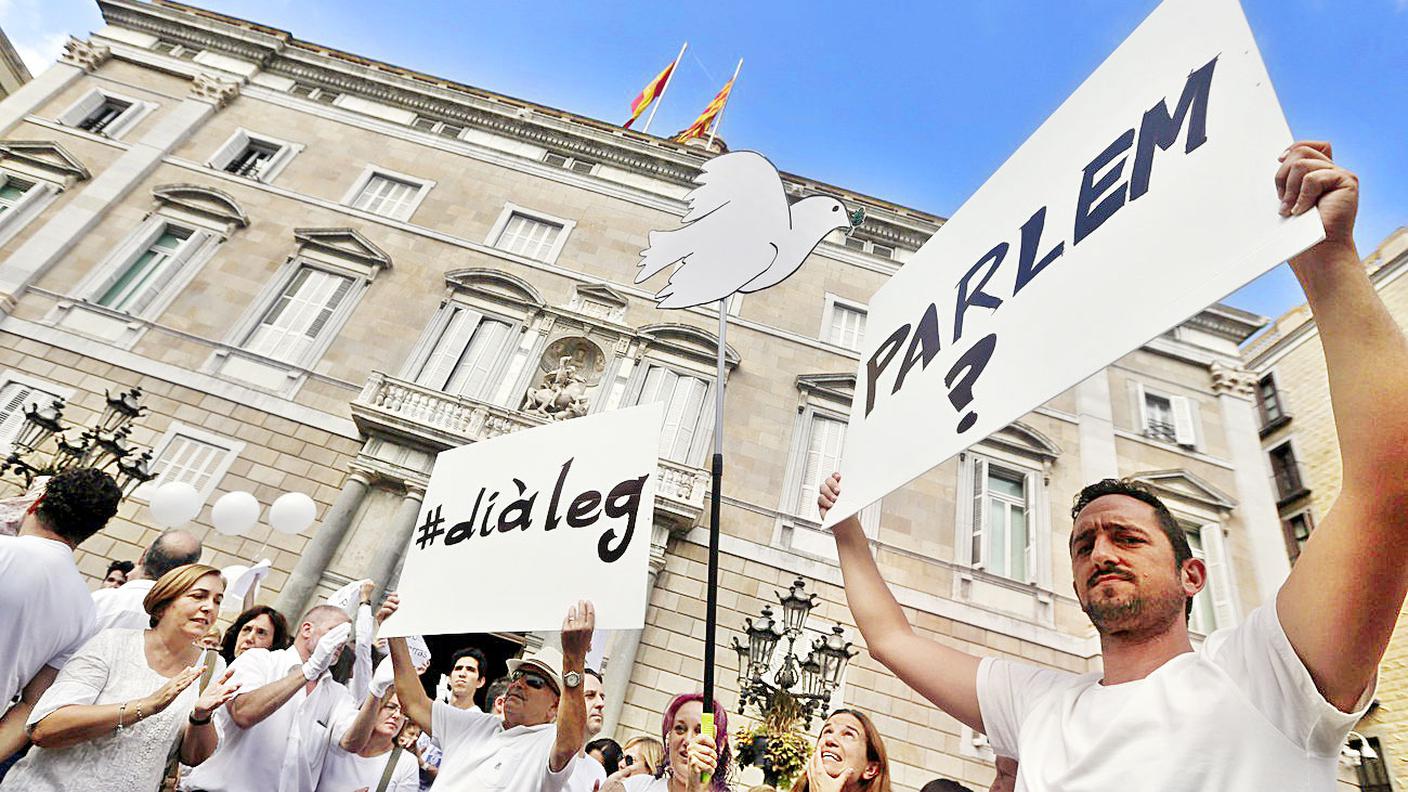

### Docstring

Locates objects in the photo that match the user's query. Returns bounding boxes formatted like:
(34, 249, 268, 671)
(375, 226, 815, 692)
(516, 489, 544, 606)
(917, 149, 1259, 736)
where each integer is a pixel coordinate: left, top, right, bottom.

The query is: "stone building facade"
(1244, 228, 1408, 790)
(0, 1, 1303, 788)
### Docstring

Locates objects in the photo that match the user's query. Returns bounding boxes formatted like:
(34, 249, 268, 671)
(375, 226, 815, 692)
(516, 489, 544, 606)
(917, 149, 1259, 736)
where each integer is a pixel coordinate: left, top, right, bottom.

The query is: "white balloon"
(211, 491, 260, 536)
(147, 481, 202, 528)
(268, 492, 317, 535)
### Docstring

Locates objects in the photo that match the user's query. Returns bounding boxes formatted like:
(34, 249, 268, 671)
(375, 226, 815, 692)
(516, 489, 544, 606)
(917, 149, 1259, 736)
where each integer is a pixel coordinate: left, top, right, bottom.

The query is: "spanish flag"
(624, 49, 683, 130)
(677, 76, 735, 143)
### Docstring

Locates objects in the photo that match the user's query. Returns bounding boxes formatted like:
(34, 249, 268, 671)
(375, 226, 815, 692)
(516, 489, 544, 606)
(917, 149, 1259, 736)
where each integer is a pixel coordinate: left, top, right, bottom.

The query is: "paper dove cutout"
(637, 150, 861, 309)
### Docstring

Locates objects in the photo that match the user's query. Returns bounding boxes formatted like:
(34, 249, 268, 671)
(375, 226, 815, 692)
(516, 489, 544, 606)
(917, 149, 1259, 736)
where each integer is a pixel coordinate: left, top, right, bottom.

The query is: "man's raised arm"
(550, 600, 594, 774)
(820, 474, 984, 732)
(1274, 141, 1408, 712)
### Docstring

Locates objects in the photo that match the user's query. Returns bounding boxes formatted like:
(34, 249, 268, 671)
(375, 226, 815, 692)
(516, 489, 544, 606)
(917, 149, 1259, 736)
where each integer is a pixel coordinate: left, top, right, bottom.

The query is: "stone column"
(600, 521, 671, 739)
(1075, 371, 1119, 483)
(277, 470, 371, 618)
(1211, 361, 1291, 600)
(0, 39, 107, 135)
(367, 484, 425, 596)
(0, 72, 240, 314)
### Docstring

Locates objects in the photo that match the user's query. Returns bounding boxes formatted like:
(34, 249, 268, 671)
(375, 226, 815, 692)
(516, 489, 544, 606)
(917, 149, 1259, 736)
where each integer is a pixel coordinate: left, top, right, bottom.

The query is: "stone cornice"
(96, 0, 943, 249)
(60, 37, 111, 73)
(189, 72, 240, 108)
(1209, 360, 1257, 399)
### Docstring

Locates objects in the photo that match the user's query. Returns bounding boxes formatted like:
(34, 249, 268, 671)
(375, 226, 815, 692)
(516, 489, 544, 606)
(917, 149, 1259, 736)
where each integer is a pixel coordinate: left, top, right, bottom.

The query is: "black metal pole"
(700, 299, 728, 784)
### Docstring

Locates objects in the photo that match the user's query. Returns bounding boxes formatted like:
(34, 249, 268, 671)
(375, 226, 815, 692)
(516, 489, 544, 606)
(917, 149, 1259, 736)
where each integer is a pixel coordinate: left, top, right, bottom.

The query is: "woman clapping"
(1, 564, 240, 791)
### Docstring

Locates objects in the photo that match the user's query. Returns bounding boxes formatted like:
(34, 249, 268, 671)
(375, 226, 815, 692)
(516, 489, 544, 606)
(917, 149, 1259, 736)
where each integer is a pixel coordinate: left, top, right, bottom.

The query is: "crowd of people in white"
(0, 144, 1402, 792)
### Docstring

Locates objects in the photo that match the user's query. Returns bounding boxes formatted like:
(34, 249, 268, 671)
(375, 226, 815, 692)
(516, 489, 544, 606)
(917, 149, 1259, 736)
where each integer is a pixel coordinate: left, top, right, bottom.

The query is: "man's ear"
(1182, 556, 1208, 599)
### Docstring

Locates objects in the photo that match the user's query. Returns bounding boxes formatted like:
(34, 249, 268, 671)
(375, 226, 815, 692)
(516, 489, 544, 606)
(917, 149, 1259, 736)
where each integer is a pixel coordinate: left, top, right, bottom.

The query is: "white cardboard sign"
(824, 0, 1323, 527)
(378, 403, 663, 637)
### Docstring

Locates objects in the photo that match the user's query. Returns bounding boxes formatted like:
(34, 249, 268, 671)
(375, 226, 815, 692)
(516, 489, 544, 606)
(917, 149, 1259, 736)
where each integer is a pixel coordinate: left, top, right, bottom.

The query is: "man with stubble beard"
(818, 141, 1402, 791)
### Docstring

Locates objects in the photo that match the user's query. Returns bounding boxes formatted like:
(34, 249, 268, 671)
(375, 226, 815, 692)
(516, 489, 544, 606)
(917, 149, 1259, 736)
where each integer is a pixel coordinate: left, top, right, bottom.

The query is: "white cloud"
(13, 31, 68, 75)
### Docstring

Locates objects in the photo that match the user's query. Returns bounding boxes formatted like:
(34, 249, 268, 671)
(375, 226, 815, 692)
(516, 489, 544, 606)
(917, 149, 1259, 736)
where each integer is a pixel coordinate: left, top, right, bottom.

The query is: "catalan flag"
(677, 74, 735, 143)
(624, 45, 686, 130)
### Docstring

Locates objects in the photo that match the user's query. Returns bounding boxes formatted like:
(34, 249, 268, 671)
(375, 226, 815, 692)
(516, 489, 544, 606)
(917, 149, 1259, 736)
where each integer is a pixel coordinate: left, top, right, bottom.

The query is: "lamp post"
(731, 576, 858, 729)
(0, 387, 156, 498)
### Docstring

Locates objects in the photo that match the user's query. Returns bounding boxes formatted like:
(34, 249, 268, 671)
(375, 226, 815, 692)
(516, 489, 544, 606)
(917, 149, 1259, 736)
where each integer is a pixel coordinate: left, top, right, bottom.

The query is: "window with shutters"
(486, 204, 575, 264)
(840, 237, 895, 259)
(289, 83, 339, 104)
(411, 116, 464, 139)
(1185, 525, 1223, 634)
(632, 365, 712, 464)
(1269, 441, 1309, 503)
(778, 403, 882, 557)
(0, 375, 67, 451)
(1134, 383, 1198, 449)
(152, 40, 199, 59)
(1256, 373, 1289, 431)
(821, 295, 867, 351)
(542, 152, 597, 175)
(138, 423, 245, 502)
(496, 213, 563, 260)
(344, 167, 434, 222)
(413, 304, 514, 402)
(1283, 510, 1313, 563)
(57, 89, 150, 140)
(0, 174, 34, 215)
(208, 130, 299, 183)
(241, 267, 356, 365)
(89, 224, 204, 315)
(965, 457, 1034, 583)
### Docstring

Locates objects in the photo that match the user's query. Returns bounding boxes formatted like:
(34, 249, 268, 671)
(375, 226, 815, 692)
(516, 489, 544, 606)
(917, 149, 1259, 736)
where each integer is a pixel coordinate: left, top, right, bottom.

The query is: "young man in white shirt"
(90, 528, 202, 631)
(446, 647, 487, 710)
(567, 668, 609, 792)
(387, 599, 594, 792)
(818, 144, 1402, 791)
(182, 604, 353, 792)
(0, 468, 120, 773)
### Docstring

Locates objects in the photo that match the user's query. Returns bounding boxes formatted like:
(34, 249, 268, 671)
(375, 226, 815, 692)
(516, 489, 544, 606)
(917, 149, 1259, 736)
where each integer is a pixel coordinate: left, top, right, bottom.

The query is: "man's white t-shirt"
(977, 601, 1372, 792)
(621, 776, 667, 792)
(567, 753, 606, 792)
(90, 578, 154, 631)
(182, 646, 354, 792)
(0, 535, 95, 711)
(429, 700, 577, 792)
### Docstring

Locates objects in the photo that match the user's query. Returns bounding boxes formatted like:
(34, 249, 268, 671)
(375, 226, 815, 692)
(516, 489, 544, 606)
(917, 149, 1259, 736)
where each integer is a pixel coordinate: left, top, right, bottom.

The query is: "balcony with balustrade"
(350, 371, 711, 529)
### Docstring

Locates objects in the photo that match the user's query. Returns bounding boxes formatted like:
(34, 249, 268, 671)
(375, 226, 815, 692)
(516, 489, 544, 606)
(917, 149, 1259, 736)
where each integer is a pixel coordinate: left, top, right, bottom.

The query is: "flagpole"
(705, 57, 743, 149)
(642, 41, 686, 135)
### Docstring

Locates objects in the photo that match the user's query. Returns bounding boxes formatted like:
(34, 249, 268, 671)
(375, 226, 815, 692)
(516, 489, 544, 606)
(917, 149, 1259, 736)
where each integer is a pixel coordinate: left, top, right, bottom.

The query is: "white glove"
(370, 656, 395, 699)
(303, 622, 351, 681)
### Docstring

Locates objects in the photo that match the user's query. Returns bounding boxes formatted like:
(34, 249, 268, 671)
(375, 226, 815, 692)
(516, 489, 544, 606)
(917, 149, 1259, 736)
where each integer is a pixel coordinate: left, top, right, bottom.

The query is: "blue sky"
(5, 0, 1406, 324)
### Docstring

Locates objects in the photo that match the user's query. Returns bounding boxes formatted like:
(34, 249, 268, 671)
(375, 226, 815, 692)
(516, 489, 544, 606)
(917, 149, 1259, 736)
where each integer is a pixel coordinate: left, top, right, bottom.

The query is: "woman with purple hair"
(602, 692, 731, 792)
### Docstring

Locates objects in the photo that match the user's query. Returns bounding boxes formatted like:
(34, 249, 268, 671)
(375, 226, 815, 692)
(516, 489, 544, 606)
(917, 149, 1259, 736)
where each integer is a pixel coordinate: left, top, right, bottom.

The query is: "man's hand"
(358, 579, 376, 606)
(376, 592, 400, 625)
(561, 600, 595, 661)
(303, 623, 351, 681)
(1276, 141, 1358, 251)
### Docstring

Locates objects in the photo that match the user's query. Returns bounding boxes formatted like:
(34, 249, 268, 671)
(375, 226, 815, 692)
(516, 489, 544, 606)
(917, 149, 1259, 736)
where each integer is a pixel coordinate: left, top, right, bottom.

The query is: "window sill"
(1258, 414, 1292, 437)
(1275, 487, 1312, 508)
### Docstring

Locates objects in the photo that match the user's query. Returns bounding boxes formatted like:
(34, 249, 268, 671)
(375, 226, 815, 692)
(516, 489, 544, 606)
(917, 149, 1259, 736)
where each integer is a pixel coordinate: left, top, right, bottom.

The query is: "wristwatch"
(562, 671, 582, 689)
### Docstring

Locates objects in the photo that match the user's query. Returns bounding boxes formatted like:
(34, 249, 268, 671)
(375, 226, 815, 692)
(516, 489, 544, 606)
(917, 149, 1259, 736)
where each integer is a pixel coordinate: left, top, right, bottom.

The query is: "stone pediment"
(0, 140, 91, 183)
(444, 267, 545, 309)
(153, 183, 248, 227)
(982, 421, 1062, 463)
(638, 323, 739, 368)
(293, 227, 391, 270)
(567, 283, 629, 323)
(796, 373, 855, 405)
(1131, 469, 1236, 512)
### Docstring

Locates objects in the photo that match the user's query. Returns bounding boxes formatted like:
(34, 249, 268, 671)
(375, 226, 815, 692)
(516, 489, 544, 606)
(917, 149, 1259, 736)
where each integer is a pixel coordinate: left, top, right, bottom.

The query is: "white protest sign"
(378, 402, 663, 637)
(824, 0, 1324, 527)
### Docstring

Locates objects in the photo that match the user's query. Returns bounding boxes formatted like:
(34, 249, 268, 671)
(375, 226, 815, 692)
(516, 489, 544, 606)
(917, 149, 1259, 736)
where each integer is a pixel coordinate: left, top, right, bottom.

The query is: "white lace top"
(2, 628, 223, 792)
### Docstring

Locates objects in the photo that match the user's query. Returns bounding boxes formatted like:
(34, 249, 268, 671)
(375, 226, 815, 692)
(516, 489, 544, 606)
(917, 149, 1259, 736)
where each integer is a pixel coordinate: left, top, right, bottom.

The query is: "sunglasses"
(510, 669, 556, 693)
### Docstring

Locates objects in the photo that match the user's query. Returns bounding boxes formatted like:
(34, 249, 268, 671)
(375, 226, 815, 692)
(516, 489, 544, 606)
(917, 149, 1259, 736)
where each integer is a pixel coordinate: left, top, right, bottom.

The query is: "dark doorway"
(420, 632, 525, 709)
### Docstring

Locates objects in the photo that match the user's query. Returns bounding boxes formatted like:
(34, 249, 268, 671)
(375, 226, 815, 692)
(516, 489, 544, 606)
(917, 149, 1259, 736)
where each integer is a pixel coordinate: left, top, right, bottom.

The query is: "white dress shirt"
(90, 578, 155, 631)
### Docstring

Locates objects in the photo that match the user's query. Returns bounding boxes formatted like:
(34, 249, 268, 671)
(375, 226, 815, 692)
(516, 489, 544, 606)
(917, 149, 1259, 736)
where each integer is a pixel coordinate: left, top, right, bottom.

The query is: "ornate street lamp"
(731, 576, 855, 730)
(0, 387, 155, 499)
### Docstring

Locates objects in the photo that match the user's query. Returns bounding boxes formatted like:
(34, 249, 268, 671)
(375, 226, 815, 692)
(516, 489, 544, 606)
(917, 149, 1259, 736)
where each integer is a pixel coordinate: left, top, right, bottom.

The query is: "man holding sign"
(821, 144, 1403, 790)
(384, 601, 594, 792)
